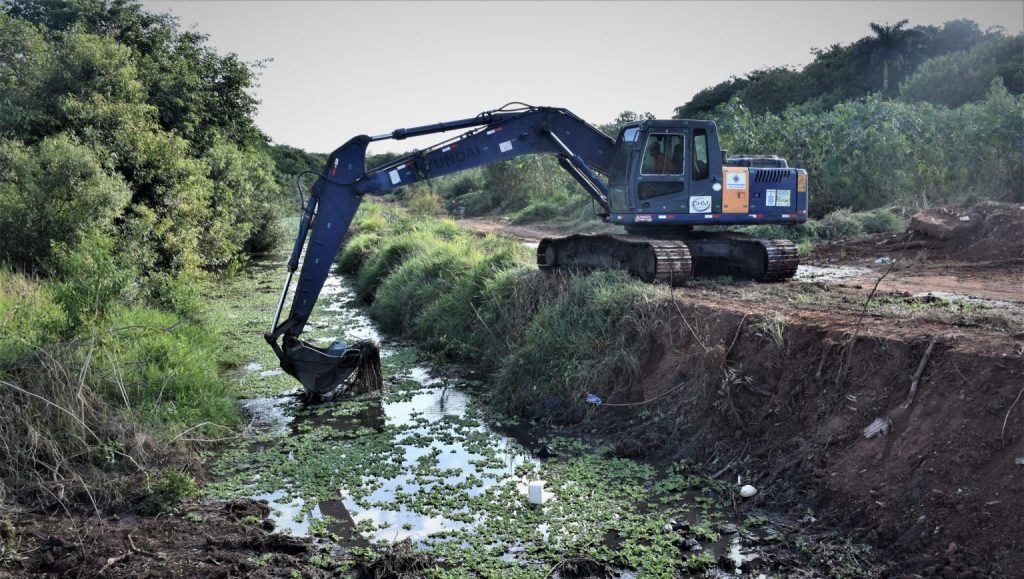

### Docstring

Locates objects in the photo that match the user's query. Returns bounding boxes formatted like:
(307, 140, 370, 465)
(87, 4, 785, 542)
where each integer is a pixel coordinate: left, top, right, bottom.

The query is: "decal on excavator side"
(429, 145, 482, 170)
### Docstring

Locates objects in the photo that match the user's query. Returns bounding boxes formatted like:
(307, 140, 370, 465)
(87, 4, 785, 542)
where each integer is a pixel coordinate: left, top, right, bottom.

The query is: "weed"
(249, 552, 274, 567)
(140, 470, 198, 515)
(754, 312, 787, 349)
(684, 551, 715, 571)
(0, 519, 20, 564)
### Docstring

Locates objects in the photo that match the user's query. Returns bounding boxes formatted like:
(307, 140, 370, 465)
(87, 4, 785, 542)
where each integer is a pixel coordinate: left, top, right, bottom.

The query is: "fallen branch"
(711, 462, 733, 479)
(1001, 385, 1024, 442)
(903, 338, 938, 408)
(98, 551, 132, 575)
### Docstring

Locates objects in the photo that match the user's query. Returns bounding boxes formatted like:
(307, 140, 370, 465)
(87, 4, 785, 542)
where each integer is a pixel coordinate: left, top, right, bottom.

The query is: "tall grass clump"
(0, 266, 240, 512)
(340, 203, 664, 419)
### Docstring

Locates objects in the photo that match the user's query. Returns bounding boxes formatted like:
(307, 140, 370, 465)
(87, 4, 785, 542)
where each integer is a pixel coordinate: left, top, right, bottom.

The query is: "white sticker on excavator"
(765, 189, 777, 206)
(726, 171, 746, 190)
(689, 196, 712, 213)
(776, 189, 791, 206)
(499, 140, 513, 153)
(389, 169, 401, 185)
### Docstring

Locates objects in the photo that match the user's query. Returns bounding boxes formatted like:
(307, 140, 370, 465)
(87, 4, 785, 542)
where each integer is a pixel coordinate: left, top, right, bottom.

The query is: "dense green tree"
(0, 3, 286, 299)
(713, 81, 1023, 214)
(900, 35, 1024, 107)
(3, 0, 265, 148)
(0, 134, 131, 270)
(674, 19, 1015, 117)
(598, 110, 655, 135)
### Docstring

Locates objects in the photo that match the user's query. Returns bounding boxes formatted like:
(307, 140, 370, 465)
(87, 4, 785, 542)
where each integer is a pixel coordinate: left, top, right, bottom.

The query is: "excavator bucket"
(280, 337, 382, 396)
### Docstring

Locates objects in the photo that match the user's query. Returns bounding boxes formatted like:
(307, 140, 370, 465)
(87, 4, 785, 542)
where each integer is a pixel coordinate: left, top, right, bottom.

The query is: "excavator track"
(755, 238, 800, 282)
(537, 234, 692, 286)
(673, 233, 799, 283)
(536, 233, 798, 285)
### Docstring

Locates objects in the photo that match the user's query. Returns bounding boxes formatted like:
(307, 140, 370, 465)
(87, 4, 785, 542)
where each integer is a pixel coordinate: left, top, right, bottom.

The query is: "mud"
(1, 499, 327, 578)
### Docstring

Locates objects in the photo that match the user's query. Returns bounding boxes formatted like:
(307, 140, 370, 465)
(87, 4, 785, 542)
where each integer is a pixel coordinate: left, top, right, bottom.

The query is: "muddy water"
(211, 268, 775, 576)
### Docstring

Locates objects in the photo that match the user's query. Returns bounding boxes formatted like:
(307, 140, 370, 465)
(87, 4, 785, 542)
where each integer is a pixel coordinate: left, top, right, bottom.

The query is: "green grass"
(0, 263, 244, 510)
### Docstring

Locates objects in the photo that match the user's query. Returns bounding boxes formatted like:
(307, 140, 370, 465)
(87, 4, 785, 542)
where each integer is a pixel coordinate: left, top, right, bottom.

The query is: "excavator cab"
(606, 120, 726, 223)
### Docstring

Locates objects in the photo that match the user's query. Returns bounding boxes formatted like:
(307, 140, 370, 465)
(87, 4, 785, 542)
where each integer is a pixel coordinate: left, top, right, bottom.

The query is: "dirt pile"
(908, 201, 1024, 262)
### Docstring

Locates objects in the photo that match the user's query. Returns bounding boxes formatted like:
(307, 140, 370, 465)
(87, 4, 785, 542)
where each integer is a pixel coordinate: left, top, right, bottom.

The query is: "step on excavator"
(266, 104, 808, 395)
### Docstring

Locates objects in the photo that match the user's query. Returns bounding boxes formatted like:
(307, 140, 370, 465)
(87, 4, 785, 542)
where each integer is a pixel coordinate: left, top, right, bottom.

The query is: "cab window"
(607, 128, 639, 211)
(692, 129, 709, 181)
(641, 134, 684, 175)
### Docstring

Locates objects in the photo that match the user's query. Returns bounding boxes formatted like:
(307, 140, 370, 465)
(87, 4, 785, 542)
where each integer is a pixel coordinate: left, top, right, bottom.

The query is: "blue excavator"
(265, 104, 808, 395)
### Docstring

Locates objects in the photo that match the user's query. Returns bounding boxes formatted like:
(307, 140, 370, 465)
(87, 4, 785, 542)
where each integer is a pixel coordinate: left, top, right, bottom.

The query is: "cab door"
(634, 131, 687, 213)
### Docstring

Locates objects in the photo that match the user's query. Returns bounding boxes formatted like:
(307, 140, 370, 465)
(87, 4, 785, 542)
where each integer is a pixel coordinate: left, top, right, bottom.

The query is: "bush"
(0, 270, 64, 367)
(816, 209, 865, 240)
(140, 470, 198, 515)
(0, 272, 239, 510)
(50, 230, 137, 335)
(0, 135, 131, 271)
(406, 187, 447, 216)
(855, 207, 906, 233)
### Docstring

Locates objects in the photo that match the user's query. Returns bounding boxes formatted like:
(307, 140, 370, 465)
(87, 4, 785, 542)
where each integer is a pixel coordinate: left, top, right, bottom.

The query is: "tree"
(869, 19, 915, 94)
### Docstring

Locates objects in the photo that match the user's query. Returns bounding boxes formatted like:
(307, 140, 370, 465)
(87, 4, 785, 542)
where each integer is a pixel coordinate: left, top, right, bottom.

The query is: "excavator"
(265, 104, 807, 395)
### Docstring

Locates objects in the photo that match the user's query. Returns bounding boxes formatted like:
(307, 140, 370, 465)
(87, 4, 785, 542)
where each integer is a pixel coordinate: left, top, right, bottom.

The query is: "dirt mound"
(909, 202, 1024, 262)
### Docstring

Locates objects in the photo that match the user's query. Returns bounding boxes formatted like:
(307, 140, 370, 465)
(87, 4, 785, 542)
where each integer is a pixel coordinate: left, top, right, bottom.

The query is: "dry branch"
(903, 338, 938, 408)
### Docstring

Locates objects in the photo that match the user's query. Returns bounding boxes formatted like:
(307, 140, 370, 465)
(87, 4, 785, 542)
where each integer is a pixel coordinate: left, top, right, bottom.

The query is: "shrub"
(50, 230, 137, 335)
(406, 187, 447, 216)
(816, 209, 865, 240)
(0, 135, 131, 271)
(0, 270, 64, 367)
(140, 470, 198, 515)
(343, 208, 661, 419)
(855, 207, 906, 233)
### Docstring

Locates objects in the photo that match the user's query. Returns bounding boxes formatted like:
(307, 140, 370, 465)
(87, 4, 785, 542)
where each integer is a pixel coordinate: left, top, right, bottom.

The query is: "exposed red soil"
(808, 202, 1023, 304)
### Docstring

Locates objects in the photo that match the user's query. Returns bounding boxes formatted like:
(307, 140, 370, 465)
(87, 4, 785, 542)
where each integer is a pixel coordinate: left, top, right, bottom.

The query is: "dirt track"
(458, 215, 1024, 306)
(457, 208, 1024, 575)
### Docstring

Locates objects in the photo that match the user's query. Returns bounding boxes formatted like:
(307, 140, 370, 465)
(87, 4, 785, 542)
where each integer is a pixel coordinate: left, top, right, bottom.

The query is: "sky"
(143, 1, 1023, 154)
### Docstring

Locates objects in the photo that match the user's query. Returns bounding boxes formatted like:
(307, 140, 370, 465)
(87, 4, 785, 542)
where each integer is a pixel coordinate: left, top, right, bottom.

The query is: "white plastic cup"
(528, 480, 546, 505)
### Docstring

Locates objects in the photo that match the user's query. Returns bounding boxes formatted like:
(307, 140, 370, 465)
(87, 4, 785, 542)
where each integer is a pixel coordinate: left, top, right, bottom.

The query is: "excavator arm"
(265, 105, 615, 394)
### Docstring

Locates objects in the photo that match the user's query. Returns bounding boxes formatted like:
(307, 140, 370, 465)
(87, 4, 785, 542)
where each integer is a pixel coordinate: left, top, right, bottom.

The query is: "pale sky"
(143, 1, 1023, 154)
